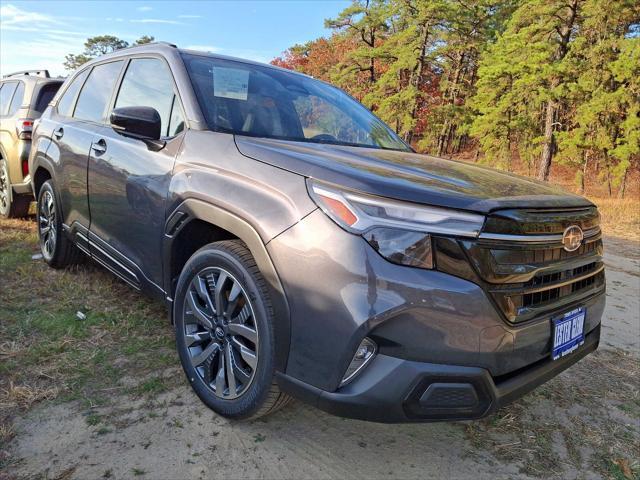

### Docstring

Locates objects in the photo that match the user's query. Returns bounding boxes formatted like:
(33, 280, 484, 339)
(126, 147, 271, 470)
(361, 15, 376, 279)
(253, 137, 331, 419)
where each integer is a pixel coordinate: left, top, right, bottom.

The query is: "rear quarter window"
(0, 82, 18, 116)
(8, 82, 25, 116)
(57, 69, 90, 117)
(34, 83, 62, 113)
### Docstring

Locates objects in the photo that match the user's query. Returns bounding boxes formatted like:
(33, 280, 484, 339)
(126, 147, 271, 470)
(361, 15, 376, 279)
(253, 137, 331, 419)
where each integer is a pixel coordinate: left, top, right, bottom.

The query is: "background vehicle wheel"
(37, 180, 84, 268)
(174, 240, 291, 420)
(0, 159, 30, 218)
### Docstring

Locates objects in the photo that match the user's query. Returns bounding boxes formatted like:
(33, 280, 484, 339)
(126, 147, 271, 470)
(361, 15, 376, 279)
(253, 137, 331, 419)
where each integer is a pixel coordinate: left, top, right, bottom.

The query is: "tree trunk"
(538, 99, 557, 180)
(437, 51, 465, 156)
(617, 167, 628, 199)
(537, 0, 580, 181)
(405, 22, 431, 143)
(579, 152, 588, 195)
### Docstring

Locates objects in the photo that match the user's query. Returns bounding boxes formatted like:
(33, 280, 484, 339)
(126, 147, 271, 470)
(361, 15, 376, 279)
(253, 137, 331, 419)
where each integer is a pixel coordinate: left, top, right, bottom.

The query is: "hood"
(234, 136, 593, 214)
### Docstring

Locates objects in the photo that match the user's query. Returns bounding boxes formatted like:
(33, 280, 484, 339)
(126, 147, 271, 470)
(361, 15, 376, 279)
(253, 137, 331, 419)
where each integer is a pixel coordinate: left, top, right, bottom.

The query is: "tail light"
(16, 119, 34, 140)
(22, 159, 29, 177)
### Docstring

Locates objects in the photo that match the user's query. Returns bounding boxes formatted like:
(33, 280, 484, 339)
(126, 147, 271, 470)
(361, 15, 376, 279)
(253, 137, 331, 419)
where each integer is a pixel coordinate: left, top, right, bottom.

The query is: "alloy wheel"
(0, 161, 9, 214)
(183, 267, 259, 399)
(38, 190, 57, 259)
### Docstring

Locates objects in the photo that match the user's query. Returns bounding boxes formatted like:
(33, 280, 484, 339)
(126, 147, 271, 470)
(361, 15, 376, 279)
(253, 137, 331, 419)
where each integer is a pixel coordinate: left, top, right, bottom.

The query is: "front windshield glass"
(182, 53, 410, 151)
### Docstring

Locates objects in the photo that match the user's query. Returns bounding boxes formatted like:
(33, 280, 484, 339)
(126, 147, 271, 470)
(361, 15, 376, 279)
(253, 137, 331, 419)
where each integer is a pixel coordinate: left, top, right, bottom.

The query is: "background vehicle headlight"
(308, 180, 484, 269)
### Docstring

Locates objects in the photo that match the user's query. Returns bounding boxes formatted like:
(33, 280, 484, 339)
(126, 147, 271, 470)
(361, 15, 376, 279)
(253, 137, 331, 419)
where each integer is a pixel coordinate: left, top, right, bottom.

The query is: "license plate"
(552, 307, 585, 360)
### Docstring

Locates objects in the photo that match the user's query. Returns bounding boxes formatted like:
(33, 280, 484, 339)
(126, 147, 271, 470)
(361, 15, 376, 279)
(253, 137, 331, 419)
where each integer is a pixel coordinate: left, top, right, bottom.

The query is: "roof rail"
(4, 69, 51, 78)
(152, 41, 177, 48)
(124, 41, 177, 51)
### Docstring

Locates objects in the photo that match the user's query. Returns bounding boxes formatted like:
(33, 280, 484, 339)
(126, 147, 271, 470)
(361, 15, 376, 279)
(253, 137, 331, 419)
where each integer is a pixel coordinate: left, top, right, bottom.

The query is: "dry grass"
(591, 197, 640, 242)
(0, 216, 175, 456)
(1, 383, 59, 410)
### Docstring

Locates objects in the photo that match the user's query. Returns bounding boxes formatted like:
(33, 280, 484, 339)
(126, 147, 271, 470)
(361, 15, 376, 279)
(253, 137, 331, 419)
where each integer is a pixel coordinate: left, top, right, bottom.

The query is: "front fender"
(164, 198, 292, 372)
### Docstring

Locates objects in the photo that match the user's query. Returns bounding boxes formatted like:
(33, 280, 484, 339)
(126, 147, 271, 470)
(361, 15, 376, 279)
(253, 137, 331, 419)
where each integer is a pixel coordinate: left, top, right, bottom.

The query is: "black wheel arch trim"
(164, 198, 291, 373)
(30, 155, 57, 198)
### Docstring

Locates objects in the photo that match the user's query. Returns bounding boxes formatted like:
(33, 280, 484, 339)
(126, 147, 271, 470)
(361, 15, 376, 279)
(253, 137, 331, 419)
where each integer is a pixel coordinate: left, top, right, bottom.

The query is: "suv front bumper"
(267, 208, 604, 421)
(278, 324, 599, 422)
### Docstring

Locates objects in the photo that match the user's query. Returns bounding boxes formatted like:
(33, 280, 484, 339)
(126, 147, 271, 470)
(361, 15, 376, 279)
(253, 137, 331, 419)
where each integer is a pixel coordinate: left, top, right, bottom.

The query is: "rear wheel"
(37, 180, 84, 268)
(0, 159, 30, 218)
(174, 240, 291, 420)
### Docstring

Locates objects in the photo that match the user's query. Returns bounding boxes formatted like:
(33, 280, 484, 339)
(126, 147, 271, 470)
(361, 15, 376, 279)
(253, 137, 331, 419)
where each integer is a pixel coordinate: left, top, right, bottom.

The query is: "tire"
(174, 239, 291, 420)
(36, 180, 84, 268)
(0, 159, 31, 218)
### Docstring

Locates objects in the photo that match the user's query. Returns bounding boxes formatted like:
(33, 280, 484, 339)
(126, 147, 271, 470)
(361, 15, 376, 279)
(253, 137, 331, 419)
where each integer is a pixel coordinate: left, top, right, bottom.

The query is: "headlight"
(307, 180, 485, 269)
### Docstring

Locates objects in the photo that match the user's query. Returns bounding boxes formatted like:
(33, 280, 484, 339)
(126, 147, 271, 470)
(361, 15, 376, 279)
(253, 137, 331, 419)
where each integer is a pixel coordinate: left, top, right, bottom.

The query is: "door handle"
(53, 127, 64, 139)
(91, 139, 107, 154)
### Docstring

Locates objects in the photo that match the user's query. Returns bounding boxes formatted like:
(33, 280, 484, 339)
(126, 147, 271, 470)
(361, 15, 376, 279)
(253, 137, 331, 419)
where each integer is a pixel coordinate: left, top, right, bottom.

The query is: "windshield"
(182, 53, 410, 151)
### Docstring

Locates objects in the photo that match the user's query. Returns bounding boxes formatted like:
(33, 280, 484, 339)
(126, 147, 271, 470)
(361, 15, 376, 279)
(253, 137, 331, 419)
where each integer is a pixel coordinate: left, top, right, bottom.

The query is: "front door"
(87, 57, 186, 292)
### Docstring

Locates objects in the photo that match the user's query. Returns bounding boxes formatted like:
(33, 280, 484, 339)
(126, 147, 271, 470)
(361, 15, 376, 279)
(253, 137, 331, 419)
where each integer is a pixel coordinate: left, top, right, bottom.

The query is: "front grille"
(527, 271, 562, 288)
(522, 261, 598, 300)
(520, 262, 601, 309)
(572, 272, 598, 292)
(435, 207, 606, 323)
(522, 288, 560, 308)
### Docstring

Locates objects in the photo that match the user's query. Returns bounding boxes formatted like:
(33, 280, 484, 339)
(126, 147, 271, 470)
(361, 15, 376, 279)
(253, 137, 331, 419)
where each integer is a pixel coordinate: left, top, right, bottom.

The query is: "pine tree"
(470, 0, 584, 178)
(325, 0, 392, 102)
(557, 0, 639, 195)
(361, 0, 448, 140)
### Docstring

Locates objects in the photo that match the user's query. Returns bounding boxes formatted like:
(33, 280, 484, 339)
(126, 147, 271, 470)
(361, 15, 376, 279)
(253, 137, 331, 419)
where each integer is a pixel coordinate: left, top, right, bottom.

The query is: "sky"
(0, 0, 350, 77)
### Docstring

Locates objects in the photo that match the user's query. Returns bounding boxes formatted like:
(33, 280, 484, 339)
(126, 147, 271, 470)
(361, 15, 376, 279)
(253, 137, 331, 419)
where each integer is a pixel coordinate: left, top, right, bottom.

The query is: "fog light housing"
(340, 337, 377, 387)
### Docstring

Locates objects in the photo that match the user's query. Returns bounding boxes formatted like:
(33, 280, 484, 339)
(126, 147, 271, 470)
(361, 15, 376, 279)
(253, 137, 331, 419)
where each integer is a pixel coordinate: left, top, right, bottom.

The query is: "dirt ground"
(1, 219, 639, 480)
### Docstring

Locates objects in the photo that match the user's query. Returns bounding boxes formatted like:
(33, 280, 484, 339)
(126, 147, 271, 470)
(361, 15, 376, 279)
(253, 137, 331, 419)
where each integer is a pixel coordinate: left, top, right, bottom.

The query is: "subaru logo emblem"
(562, 225, 583, 252)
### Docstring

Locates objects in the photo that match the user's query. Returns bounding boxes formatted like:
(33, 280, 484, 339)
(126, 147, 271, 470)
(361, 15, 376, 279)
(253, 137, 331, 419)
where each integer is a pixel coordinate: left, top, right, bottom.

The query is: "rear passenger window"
(115, 58, 183, 137)
(74, 61, 124, 122)
(0, 82, 18, 116)
(57, 69, 90, 117)
(35, 83, 62, 113)
(8, 82, 25, 116)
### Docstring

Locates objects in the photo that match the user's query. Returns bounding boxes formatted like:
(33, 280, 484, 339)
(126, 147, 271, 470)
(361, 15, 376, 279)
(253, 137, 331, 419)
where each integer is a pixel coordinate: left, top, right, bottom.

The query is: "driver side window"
(115, 58, 185, 137)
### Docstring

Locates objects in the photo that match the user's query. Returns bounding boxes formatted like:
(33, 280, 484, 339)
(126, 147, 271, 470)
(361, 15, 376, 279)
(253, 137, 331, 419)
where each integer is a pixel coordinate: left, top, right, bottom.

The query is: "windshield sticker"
(213, 67, 249, 100)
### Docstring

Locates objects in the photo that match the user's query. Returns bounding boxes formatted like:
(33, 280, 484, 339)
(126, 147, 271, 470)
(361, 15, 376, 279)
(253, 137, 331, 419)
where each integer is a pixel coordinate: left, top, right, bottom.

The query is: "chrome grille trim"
(478, 226, 600, 244)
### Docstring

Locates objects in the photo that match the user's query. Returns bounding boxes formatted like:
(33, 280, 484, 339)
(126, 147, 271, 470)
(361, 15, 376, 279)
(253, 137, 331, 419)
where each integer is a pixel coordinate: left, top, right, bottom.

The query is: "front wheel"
(174, 240, 291, 420)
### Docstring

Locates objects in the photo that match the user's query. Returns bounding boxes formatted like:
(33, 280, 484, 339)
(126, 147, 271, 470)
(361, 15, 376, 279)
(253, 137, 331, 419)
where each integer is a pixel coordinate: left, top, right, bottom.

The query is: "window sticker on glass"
(213, 67, 249, 100)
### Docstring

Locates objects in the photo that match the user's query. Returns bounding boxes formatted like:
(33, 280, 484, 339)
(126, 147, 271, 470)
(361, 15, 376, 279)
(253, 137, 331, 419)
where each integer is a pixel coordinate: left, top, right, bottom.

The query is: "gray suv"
(29, 43, 605, 422)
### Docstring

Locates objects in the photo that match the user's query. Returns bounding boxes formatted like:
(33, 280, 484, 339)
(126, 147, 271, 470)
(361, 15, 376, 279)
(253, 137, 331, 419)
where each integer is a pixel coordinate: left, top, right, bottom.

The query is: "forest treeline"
(272, 0, 639, 197)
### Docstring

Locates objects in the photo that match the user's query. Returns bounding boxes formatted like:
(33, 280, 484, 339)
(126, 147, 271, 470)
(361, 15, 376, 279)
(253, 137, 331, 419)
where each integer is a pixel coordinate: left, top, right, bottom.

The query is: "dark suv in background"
(29, 42, 605, 422)
(0, 70, 63, 217)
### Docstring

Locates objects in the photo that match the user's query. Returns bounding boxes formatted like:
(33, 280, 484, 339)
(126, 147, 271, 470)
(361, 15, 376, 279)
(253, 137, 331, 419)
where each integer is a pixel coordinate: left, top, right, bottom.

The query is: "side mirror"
(110, 106, 164, 149)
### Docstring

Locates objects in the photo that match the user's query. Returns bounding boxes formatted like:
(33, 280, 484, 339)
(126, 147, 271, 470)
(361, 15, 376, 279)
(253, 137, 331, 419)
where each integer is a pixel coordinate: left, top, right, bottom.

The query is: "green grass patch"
(85, 414, 102, 426)
(0, 217, 173, 424)
(134, 377, 168, 396)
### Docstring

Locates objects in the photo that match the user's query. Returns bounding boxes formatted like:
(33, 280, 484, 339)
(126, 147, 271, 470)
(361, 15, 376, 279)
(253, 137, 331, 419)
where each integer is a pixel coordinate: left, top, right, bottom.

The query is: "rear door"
(42, 61, 124, 249)
(87, 57, 185, 291)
